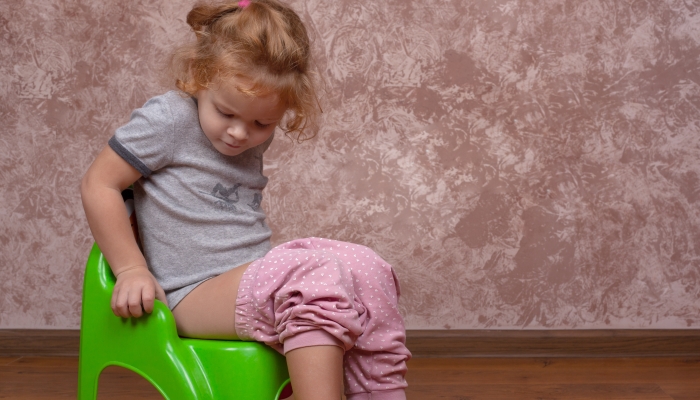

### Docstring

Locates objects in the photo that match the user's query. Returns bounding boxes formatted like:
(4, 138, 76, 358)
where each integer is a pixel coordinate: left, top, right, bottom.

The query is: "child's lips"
(225, 142, 241, 148)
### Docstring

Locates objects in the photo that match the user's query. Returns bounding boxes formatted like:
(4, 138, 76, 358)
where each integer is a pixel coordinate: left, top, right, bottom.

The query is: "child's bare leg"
(172, 262, 251, 339)
(286, 345, 343, 400)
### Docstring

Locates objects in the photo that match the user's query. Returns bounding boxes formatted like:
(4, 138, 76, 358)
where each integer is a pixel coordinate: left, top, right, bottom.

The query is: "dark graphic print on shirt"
(200, 183, 262, 213)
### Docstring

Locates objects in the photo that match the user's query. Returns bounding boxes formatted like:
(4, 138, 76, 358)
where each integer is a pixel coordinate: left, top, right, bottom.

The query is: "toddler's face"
(196, 78, 286, 157)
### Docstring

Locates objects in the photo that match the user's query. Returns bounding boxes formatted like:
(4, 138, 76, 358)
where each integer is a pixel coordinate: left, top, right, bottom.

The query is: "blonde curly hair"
(170, 0, 320, 141)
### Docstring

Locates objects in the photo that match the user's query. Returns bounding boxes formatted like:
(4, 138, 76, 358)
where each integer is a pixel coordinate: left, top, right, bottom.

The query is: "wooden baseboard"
(406, 329, 700, 358)
(0, 329, 80, 357)
(2, 329, 700, 358)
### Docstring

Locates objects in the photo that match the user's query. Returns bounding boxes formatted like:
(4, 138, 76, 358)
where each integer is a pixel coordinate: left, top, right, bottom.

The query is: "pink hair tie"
(239, 0, 251, 8)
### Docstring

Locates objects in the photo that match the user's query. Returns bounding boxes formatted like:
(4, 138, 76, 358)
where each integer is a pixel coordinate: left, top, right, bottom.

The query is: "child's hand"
(111, 267, 168, 318)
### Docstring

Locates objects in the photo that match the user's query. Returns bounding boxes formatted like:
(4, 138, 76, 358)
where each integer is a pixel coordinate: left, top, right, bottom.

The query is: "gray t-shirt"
(109, 90, 272, 308)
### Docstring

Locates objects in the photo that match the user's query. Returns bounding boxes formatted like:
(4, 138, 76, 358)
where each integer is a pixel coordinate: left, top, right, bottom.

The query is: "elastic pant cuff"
(282, 329, 345, 354)
(346, 389, 407, 400)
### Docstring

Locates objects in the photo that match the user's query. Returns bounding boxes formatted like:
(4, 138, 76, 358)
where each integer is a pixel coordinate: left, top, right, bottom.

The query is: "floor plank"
(403, 357, 700, 400)
(9, 356, 79, 368)
(97, 366, 164, 400)
(0, 357, 163, 400)
(405, 384, 673, 400)
(0, 362, 77, 399)
(1, 356, 699, 399)
(657, 383, 700, 400)
(0, 356, 20, 366)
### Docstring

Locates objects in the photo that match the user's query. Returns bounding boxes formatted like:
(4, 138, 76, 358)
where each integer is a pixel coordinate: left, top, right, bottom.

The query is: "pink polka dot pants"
(235, 238, 411, 400)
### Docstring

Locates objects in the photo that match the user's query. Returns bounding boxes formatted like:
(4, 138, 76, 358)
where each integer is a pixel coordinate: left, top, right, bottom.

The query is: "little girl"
(80, 1, 411, 399)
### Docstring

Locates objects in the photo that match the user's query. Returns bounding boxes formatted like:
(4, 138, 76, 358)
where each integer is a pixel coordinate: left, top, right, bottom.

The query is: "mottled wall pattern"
(1, 0, 699, 329)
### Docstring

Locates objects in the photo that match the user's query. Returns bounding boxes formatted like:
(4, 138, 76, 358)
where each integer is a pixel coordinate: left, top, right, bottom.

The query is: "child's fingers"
(127, 286, 145, 318)
(141, 283, 156, 314)
(110, 287, 121, 317)
(111, 286, 132, 318)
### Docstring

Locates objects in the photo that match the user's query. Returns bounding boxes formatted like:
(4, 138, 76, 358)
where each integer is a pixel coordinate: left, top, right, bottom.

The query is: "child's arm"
(81, 145, 168, 318)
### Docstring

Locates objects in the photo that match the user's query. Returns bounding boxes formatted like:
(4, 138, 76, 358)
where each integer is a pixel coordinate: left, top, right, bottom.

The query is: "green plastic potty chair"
(78, 244, 290, 399)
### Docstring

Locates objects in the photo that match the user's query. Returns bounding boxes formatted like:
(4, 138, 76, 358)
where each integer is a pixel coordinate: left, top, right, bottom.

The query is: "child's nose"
(227, 122, 248, 141)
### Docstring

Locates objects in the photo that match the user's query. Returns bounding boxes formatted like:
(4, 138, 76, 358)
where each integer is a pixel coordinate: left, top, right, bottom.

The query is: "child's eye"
(217, 108, 233, 118)
(256, 121, 272, 128)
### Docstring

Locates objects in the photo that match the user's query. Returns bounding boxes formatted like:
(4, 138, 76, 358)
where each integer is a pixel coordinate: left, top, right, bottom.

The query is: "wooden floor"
(1, 356, 699, 399)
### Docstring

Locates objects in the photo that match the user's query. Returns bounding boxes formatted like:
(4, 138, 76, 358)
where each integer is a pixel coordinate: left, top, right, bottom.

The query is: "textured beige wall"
(1, 0, 699, 329)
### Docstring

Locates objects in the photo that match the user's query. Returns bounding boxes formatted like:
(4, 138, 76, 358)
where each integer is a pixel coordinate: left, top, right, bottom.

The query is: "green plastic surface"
(78, 244, 290, 399)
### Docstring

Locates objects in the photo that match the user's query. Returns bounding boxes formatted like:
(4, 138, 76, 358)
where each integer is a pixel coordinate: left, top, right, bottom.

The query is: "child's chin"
(218, 145, 245, 156)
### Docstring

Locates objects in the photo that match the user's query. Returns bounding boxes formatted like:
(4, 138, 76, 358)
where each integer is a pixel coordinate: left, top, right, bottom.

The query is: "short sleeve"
(109, 94, 176, 177)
